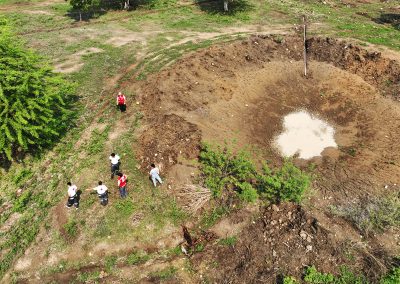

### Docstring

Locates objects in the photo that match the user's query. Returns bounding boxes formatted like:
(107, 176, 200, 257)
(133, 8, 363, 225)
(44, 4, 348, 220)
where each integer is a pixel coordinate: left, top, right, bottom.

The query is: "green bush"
(13, 169, 33, 186)
(199, 144, 311, 204)
(257, 161, 311, 203)
(199, 143, 256, 198)
(0, 20, 75, 160)
(284, 276, 299, 284)
(381, 268, 400, 284)
(304, 266, 366, 284)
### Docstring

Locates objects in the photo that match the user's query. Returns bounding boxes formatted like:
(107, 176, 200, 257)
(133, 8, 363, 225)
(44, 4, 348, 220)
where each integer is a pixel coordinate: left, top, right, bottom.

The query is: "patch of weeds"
(86, 126, 111, 155)
(76, 270, 101, 282)
(126, 251, 150, 265)
(194, 243, 204, 252)
(164, 246, 182, 257)
(104, 255, 118, 273)
(304, 265, 366, 283)
(200, 206, 229, 229)
(63, 219, 78, 239)
(284, 276, 299, 284)
(166, 200, 187, 225)
(12, 169, 33, 187)
(12, 190, 32, 212)
(149, 266, 177, 280)
(218, 236, 237, 246)
(93, 219, 111, 238)
(113, 199, 135, 217)
(381, 267, 400, 284)
(330, 194, 400, 236)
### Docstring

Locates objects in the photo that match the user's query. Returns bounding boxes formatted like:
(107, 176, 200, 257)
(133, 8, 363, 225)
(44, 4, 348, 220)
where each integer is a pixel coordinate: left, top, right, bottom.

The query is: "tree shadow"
(374, 13, 400, 30)
(196, 0, 253, 15)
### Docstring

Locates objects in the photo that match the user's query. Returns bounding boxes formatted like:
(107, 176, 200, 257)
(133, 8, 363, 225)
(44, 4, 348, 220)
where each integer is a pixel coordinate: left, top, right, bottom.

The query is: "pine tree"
(0, 20, 75, 161)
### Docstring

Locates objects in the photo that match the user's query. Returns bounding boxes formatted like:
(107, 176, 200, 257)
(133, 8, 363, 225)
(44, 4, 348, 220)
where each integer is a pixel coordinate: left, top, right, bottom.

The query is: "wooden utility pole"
(303, 15, 308, 77)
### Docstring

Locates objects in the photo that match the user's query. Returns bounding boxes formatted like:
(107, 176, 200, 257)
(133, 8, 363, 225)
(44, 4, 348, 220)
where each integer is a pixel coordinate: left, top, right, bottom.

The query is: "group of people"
(66, 92, 163, 209)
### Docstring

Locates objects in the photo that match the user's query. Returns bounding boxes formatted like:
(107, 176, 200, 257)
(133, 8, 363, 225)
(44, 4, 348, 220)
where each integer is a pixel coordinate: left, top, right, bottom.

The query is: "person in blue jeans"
(149, 163, 162, 187)
(117, 172, 128, 198)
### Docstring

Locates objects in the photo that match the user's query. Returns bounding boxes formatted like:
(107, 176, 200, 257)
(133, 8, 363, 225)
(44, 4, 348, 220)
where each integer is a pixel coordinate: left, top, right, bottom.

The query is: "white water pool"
(274, 110, 337, 159)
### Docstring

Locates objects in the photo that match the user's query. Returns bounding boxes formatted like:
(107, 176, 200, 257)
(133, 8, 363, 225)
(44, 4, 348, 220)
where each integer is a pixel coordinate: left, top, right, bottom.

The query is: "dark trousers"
(67, 196, 79, 208)
(111, 163, 120, 178)
(118, 104, 126, 112)
(119, 186, 127, 198)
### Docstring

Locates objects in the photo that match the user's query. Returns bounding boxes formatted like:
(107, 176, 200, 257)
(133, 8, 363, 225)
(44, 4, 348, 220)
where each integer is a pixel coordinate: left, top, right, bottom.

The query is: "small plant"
(76, 270, 101, 282)
(200, 206, 229, 229)
(113, 199, 135, 217)
(194, 243, 204, 252)
(218, 236, 237, 246)
(284, 276, 299, 284)
(150, 266, 177, 280)
(86, 126, 110, 155)
(381, 267, 400, 284)
(104, 255, 118, 273)
(63, 219, 78, 239)
(126, 251, 150, 265)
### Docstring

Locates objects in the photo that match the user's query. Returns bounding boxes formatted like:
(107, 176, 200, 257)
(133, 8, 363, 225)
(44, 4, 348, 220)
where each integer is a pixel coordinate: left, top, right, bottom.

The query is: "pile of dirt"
(192, 203, 390, 283)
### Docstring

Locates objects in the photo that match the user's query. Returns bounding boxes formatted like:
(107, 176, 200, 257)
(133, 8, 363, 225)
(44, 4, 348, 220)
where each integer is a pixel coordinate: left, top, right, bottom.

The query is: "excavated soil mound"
(192, 202, 390, 283)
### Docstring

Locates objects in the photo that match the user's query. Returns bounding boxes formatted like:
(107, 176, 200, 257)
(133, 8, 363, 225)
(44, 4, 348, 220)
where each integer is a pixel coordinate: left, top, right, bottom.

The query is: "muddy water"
(275, 111, 337, 159)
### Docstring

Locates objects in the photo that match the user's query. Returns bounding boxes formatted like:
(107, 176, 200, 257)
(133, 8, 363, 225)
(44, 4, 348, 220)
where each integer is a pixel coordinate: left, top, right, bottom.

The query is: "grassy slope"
(0, 0, 399, 282)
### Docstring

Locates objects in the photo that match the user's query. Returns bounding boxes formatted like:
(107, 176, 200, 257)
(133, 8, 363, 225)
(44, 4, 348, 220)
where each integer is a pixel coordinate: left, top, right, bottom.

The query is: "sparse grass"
(104, 255, 118, 273)
(150, 266, 177, 280)
(64, 219, 79, 239)
(330, 194, 400, 236)
(218, 236, 237, 246)
(126, 251, 151, 265)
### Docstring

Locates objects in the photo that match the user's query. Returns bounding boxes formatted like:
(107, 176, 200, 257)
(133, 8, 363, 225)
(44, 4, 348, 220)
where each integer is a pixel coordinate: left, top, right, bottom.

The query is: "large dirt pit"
(136, 36, 400, 194)
(131, 35, 400, 280)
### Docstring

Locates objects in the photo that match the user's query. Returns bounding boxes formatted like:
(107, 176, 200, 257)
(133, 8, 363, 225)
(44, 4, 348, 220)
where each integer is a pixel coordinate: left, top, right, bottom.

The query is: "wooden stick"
(303, 15, 307, 77)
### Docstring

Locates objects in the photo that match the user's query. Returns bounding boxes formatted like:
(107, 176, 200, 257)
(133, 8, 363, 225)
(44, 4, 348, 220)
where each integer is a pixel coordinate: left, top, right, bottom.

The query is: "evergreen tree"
(0, 20, 75, 161)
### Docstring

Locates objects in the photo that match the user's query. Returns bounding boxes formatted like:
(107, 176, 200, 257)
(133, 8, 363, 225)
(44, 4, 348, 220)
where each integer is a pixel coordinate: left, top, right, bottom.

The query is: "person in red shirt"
(117, 172, 128, 198)
(116, 91, 126, 112)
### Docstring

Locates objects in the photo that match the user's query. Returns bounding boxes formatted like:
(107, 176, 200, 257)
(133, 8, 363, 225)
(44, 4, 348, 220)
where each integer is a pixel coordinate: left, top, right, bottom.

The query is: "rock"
(271, 204, 279, 212)
(300, 230, 307, 240)
(306, 245, 312, 252)
(307, 236, 312, 243)
(272, 250, 277, 257)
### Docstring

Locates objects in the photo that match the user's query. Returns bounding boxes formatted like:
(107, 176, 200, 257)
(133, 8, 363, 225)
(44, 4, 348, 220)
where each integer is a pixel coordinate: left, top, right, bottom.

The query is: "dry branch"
(176, 184, 211, 214)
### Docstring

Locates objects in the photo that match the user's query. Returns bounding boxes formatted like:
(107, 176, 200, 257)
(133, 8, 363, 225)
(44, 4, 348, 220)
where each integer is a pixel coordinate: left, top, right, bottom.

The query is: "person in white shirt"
(109, 153, 121, 179)
(88, 181, 109, 206)
(66, 182, 79, 209)
(149, 163, 162, 187)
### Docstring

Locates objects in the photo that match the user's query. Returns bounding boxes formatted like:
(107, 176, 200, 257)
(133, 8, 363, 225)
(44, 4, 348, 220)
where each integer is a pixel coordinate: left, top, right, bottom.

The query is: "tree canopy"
(0, 20, 75, 161)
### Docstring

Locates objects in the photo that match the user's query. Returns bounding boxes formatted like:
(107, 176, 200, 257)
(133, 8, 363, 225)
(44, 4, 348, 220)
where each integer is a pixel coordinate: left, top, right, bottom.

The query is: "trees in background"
(0, 20, 75, 161)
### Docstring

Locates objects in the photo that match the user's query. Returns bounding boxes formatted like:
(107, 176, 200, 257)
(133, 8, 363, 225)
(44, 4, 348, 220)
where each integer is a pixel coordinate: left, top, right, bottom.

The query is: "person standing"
(117, 172, 128, 198)
(149, 163, 162, 187)
(116, 92, 127, 112)
(109, 153, 120, 179)
(90, 181, 109, 206)
(66, 182, 79, 209)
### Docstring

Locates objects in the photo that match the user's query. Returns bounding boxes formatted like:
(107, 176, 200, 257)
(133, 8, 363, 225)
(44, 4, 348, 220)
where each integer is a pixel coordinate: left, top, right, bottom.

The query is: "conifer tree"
(0, 20, 75, 161)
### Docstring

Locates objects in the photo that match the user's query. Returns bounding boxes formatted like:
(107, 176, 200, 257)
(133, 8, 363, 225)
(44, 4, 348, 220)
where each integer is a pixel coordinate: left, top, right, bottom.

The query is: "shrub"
(284, 276, 299, 284)
(218, 236, 237, 246)
(304, 266, 366, 284)
(381, 267, 400, 284)
(257, 161, 311, 203)
(0, 20, 75, 160)
(199, 143, 256, 198)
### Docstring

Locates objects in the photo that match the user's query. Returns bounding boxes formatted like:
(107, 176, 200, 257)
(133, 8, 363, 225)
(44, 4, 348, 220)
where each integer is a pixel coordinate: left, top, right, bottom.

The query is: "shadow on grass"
(374, 13, 400, 30)
(196, 0, 253, 15)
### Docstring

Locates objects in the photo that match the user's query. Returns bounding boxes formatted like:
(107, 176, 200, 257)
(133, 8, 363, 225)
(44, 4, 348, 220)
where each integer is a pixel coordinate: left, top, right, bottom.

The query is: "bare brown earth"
(130, 35, 400, 281)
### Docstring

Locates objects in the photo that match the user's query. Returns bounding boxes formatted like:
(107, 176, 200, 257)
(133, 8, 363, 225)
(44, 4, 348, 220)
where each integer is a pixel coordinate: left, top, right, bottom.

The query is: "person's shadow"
(76, 190, 82, 204)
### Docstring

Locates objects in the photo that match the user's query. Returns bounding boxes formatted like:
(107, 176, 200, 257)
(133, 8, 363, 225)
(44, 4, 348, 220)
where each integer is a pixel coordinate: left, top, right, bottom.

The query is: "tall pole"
(303, 15, 307, 77)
